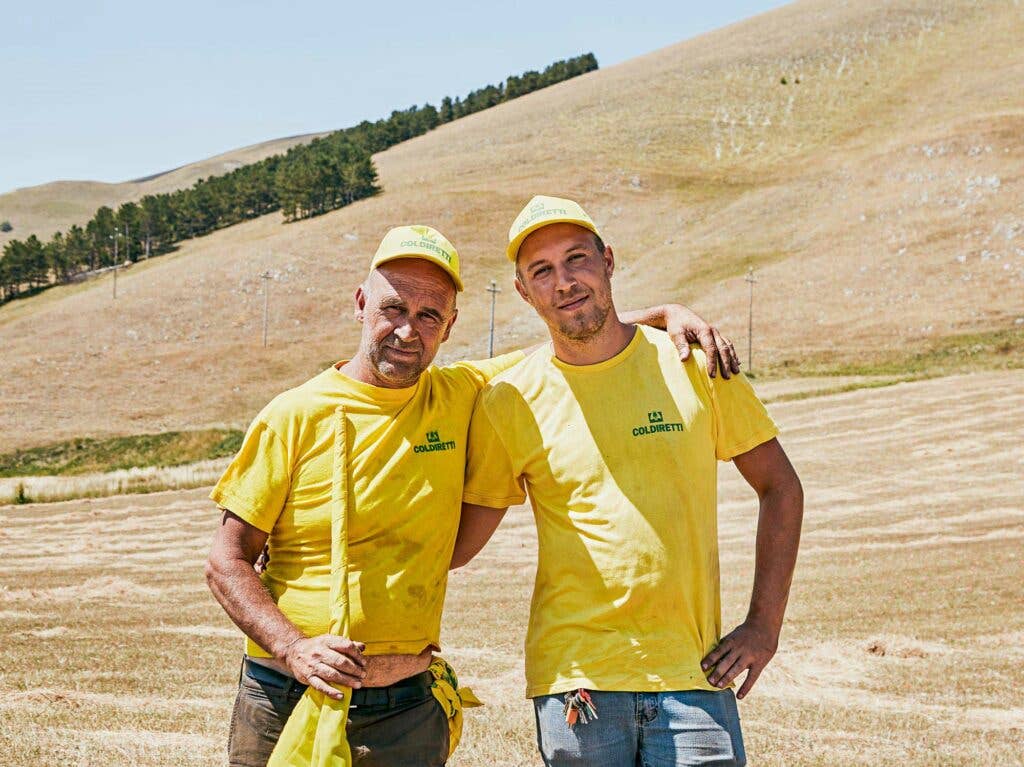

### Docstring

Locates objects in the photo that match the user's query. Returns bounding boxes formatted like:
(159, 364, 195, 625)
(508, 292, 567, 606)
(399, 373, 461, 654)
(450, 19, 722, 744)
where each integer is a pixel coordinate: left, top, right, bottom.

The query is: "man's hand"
(282, 635, 368, 700)
(701, 619, 779, 700)
(254, 544, 270, 574)
(665, 304, 741, 379)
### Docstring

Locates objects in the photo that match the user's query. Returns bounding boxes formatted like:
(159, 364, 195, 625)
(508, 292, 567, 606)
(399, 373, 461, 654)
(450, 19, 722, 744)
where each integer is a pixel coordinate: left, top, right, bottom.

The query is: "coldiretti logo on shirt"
(632, 410, 685, 437)
(414, 429, 457, 453)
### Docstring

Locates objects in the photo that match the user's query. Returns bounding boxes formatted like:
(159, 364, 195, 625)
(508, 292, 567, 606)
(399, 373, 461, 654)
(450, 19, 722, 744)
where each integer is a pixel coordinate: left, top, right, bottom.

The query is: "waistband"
(243, 658, 434, 709)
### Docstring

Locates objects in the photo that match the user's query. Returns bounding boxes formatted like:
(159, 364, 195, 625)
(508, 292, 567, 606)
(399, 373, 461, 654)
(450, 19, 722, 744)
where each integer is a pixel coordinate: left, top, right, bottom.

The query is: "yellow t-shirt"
(210, 352, 524, 658)
(463, 326, 778, 697)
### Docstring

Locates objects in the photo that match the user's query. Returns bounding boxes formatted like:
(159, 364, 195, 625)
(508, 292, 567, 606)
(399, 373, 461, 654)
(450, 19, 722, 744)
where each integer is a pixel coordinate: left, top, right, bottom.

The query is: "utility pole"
(110, 233, 118, 299)
(260, 270, 273, 347)
(124, 222, 130, 263)
(486, 279, 501, 357)
(745, 267, 757, 372)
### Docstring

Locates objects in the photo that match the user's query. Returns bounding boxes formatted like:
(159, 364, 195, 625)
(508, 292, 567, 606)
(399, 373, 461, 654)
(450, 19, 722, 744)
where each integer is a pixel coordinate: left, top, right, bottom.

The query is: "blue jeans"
(534, 689, 746, 767)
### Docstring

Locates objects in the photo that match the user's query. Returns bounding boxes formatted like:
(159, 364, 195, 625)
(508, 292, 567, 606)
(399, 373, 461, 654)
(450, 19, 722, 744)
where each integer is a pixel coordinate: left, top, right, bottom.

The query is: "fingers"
(701, 638, 731, 670)
(324, 636, 367, 666)
(307, 674, 348, 701)
(253, 545, 270, 574)
(317, 646, 367, 677)
(677, 341, 692, 361)
(721, 333, 741, 376)
(736, 664, 764, 700)
(716, 654, 749, 689)
(310, 660, 366, 689)
(712, 329, 734, 379)
(698, 329, 720, 378)
(707, 648, 744, 688)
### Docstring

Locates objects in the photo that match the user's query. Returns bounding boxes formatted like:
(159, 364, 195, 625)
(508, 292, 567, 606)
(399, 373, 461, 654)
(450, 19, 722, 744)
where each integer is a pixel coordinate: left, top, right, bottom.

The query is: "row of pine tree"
(1, 53, 598, 303)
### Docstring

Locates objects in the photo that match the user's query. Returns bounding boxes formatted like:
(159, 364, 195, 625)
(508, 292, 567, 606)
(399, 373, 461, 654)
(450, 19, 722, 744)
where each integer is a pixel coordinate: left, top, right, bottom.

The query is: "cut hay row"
(0, 458, 228, 505)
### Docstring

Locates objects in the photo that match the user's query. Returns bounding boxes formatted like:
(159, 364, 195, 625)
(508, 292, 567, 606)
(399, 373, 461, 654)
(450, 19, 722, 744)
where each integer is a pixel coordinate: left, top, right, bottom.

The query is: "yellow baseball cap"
(370, 224, 464, 292)
(506, 195, 602, 262)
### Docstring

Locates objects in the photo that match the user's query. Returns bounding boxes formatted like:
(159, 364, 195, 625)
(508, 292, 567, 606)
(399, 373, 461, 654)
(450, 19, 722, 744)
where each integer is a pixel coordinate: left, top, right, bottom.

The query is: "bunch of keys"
(563, 689, 598, 728)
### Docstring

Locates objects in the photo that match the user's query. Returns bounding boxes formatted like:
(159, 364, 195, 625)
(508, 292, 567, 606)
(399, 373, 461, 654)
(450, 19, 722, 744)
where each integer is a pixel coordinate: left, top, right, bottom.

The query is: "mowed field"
(2, 372, 1022, 767)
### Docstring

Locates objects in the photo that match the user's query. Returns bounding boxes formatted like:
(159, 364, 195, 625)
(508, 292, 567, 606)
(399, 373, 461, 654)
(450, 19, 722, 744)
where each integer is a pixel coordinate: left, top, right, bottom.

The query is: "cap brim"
(372, 252, 464, 292)
(506, 218, 599, 263)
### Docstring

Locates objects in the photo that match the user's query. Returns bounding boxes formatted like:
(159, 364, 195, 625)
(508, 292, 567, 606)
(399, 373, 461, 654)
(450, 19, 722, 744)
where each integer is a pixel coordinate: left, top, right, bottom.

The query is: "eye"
(382, 305, 402, 315)
(533, 265, 552, 277)
(419, 312, 441, 326)
(569, 253, 586, 262)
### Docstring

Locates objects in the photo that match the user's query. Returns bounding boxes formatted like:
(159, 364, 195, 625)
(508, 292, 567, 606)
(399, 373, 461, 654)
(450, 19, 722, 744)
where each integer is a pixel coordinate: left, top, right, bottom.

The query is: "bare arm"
(450, 503, 509, 569)
(619, 303, 740, 378)
(205, 510, 367, 699)
(516, 304, 740, 376)
(701, 438, 803, 699)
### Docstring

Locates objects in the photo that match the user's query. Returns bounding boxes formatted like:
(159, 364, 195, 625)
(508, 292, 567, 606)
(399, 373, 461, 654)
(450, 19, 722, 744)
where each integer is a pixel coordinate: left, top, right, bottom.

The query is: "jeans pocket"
(239, 676, 296, 739)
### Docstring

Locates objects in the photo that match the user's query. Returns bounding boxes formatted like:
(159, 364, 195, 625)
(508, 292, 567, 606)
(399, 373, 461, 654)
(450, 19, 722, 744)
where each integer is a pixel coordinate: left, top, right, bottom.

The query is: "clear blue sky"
(2, 0, 787, 193)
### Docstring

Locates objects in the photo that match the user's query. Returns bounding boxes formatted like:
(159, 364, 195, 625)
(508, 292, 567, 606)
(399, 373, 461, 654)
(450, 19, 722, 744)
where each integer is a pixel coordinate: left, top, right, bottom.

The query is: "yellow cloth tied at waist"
(428, 657, 482, 759)
(267, 408, 480, 766)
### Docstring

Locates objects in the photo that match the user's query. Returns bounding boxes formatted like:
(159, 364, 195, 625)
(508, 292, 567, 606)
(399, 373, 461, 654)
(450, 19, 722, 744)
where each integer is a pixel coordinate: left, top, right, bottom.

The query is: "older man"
(205, 223, 739, 767)
(454, 197, 804, 767)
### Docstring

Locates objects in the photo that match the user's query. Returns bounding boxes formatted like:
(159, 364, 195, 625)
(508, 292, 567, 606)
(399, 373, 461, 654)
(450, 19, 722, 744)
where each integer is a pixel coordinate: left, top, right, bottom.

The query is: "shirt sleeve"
(445, 350, 527, 391)
(462, 388, 528, 508)
(708, 370, 779, 462)
(209, 416, 292, 533)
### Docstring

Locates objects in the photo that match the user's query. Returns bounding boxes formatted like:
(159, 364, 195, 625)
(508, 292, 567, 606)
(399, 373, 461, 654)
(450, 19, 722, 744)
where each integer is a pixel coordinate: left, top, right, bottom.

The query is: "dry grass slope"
(1, 0, 1022, 453)
(2, 373, 1022, 766)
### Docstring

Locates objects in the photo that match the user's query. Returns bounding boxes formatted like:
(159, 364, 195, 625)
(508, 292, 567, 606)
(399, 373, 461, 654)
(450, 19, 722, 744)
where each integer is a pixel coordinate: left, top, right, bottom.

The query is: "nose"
(554, 263, 577, 293)
(393, 320, 418, 342)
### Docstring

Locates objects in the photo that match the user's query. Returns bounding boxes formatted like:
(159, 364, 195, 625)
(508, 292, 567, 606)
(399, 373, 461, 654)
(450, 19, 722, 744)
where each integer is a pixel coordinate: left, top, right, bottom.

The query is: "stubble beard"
(554, 300, 612, 343)
(367, 338, 426, 387)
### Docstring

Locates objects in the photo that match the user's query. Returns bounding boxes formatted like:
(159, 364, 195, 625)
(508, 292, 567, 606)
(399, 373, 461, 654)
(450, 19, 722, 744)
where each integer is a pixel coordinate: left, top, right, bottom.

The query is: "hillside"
(0, 132, 326, 247)
(1, 0, 1022, 450)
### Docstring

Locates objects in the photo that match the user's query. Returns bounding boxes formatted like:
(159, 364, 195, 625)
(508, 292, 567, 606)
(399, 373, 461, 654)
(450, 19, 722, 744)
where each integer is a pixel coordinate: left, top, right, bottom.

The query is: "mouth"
(557, 295, 589, 311)
(384, 344, 420, 360)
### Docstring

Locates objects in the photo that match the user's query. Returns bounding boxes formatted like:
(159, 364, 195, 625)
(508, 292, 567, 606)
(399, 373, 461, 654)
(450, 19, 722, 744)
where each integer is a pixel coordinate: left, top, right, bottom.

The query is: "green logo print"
(633, 409, 683, 437)
(414, 429, 456, 453)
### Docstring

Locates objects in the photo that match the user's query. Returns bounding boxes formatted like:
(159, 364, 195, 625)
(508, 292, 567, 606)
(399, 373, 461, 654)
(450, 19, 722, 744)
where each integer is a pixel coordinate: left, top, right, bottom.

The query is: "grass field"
(2, 372, 1022, 766)
(0, 429, 241, 478)
(2, 2, 1023, 764)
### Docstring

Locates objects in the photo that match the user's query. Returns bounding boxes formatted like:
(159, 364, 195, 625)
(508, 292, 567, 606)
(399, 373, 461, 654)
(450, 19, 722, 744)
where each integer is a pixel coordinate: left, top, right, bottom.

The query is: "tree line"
(1, 53, 598, 303)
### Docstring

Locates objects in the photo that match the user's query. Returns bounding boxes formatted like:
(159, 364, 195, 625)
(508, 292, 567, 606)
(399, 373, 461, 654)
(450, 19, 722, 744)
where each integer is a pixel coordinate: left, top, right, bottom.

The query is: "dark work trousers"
(227, 659, 449, 767)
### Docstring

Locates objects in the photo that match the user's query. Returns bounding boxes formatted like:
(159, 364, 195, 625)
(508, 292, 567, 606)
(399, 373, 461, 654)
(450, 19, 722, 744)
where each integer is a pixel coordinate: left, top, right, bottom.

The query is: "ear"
(514, 274, 532, 306)
(354, 286, 367, 322)
(441, 308, 459, 343)
(602, 245, 615, 278)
